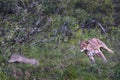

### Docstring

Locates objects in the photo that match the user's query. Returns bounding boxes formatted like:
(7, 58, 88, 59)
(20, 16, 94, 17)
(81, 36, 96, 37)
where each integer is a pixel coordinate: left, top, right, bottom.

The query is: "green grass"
(0, 27, 120, 80)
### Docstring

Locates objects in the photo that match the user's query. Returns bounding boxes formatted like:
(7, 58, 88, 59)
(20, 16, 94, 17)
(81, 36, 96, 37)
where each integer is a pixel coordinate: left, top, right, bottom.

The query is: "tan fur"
(79, 38, 113, 63)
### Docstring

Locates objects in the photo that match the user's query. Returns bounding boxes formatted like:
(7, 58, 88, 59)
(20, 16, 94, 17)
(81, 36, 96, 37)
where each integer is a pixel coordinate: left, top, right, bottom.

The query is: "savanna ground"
(0, 27, 120, 80)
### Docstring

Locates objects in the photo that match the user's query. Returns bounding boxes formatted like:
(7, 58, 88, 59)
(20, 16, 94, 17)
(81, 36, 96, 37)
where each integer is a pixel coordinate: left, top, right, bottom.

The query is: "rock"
(8, 54, 39, 66)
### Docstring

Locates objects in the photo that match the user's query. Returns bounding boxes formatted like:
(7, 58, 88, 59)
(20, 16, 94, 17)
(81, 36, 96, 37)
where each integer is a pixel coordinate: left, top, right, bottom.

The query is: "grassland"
(0, 27, 120, 80)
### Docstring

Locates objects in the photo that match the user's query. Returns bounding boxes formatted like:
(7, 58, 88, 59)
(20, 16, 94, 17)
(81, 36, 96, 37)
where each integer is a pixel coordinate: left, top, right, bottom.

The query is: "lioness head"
(79, 41, 89, 52)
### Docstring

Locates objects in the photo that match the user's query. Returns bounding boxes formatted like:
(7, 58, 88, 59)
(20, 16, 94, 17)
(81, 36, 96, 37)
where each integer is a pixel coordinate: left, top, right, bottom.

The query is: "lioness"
(79, 38, 113, 63)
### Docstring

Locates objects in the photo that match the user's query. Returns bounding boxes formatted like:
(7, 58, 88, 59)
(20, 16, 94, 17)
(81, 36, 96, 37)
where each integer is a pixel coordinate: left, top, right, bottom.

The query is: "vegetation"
(112, 0, 120, 26)
(0, 0, 120, 80)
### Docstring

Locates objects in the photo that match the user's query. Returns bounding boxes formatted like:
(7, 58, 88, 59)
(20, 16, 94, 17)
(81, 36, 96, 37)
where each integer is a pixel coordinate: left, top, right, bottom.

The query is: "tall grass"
(0, 27, 120, 80)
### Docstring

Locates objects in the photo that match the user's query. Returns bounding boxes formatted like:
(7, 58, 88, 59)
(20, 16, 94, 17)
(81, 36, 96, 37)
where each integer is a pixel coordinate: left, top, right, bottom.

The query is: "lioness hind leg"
(100, 42, 113, 54)
(103, 46, 113, 54)
(98, 52, 108, 63)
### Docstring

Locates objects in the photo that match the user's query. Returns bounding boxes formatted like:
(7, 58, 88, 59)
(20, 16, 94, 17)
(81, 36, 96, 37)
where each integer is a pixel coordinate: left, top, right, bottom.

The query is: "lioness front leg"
(89, 56, 95, 63)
